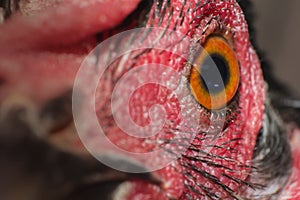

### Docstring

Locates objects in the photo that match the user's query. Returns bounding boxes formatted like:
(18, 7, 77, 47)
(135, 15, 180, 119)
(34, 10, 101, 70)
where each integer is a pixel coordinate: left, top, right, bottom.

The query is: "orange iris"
(189, 36, 240, 110)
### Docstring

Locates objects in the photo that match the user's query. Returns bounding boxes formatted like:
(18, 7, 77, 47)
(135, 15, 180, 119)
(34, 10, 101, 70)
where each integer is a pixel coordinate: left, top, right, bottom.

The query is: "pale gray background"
(253, 0, 300, 96)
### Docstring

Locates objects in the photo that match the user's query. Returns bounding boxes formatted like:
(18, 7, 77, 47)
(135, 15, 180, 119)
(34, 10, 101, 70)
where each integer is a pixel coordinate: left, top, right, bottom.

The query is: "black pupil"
(200, 53, 229, 94)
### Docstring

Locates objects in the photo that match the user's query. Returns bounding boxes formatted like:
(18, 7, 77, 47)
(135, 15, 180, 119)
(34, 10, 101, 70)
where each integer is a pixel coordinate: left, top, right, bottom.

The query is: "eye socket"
(189, 36, 240, 110)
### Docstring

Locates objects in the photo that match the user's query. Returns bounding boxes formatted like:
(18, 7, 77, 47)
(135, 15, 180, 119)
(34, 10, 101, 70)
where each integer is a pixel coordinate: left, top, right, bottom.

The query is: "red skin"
(117, 1, 264, 198)
(0, 0, 297, 199)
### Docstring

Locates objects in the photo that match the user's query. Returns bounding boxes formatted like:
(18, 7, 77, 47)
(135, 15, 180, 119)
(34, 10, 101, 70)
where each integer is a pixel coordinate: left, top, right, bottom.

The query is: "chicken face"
(0, 0, 294, 199)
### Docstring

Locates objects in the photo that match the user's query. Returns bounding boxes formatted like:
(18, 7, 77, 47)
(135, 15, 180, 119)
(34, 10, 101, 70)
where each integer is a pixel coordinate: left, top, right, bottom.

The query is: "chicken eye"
(189, 35, 240, 110)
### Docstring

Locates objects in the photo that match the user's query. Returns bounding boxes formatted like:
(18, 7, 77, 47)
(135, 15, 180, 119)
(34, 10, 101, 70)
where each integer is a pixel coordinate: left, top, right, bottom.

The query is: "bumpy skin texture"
(104, 1, 264, 199)
(0, 0, 298, 199)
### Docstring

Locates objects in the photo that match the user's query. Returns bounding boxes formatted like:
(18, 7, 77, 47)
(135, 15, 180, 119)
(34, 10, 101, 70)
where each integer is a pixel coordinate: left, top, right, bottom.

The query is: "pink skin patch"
(0, 0, 270, 199)
(0, 0, 141, 52)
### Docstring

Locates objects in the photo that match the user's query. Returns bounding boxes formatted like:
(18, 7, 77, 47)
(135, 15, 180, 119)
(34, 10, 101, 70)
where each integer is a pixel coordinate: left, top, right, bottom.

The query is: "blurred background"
(253, 0, 300, 96)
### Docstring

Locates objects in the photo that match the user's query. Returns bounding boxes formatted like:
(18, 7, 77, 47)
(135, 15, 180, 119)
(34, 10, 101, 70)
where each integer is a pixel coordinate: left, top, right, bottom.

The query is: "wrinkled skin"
(0, 0, 299, 199)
